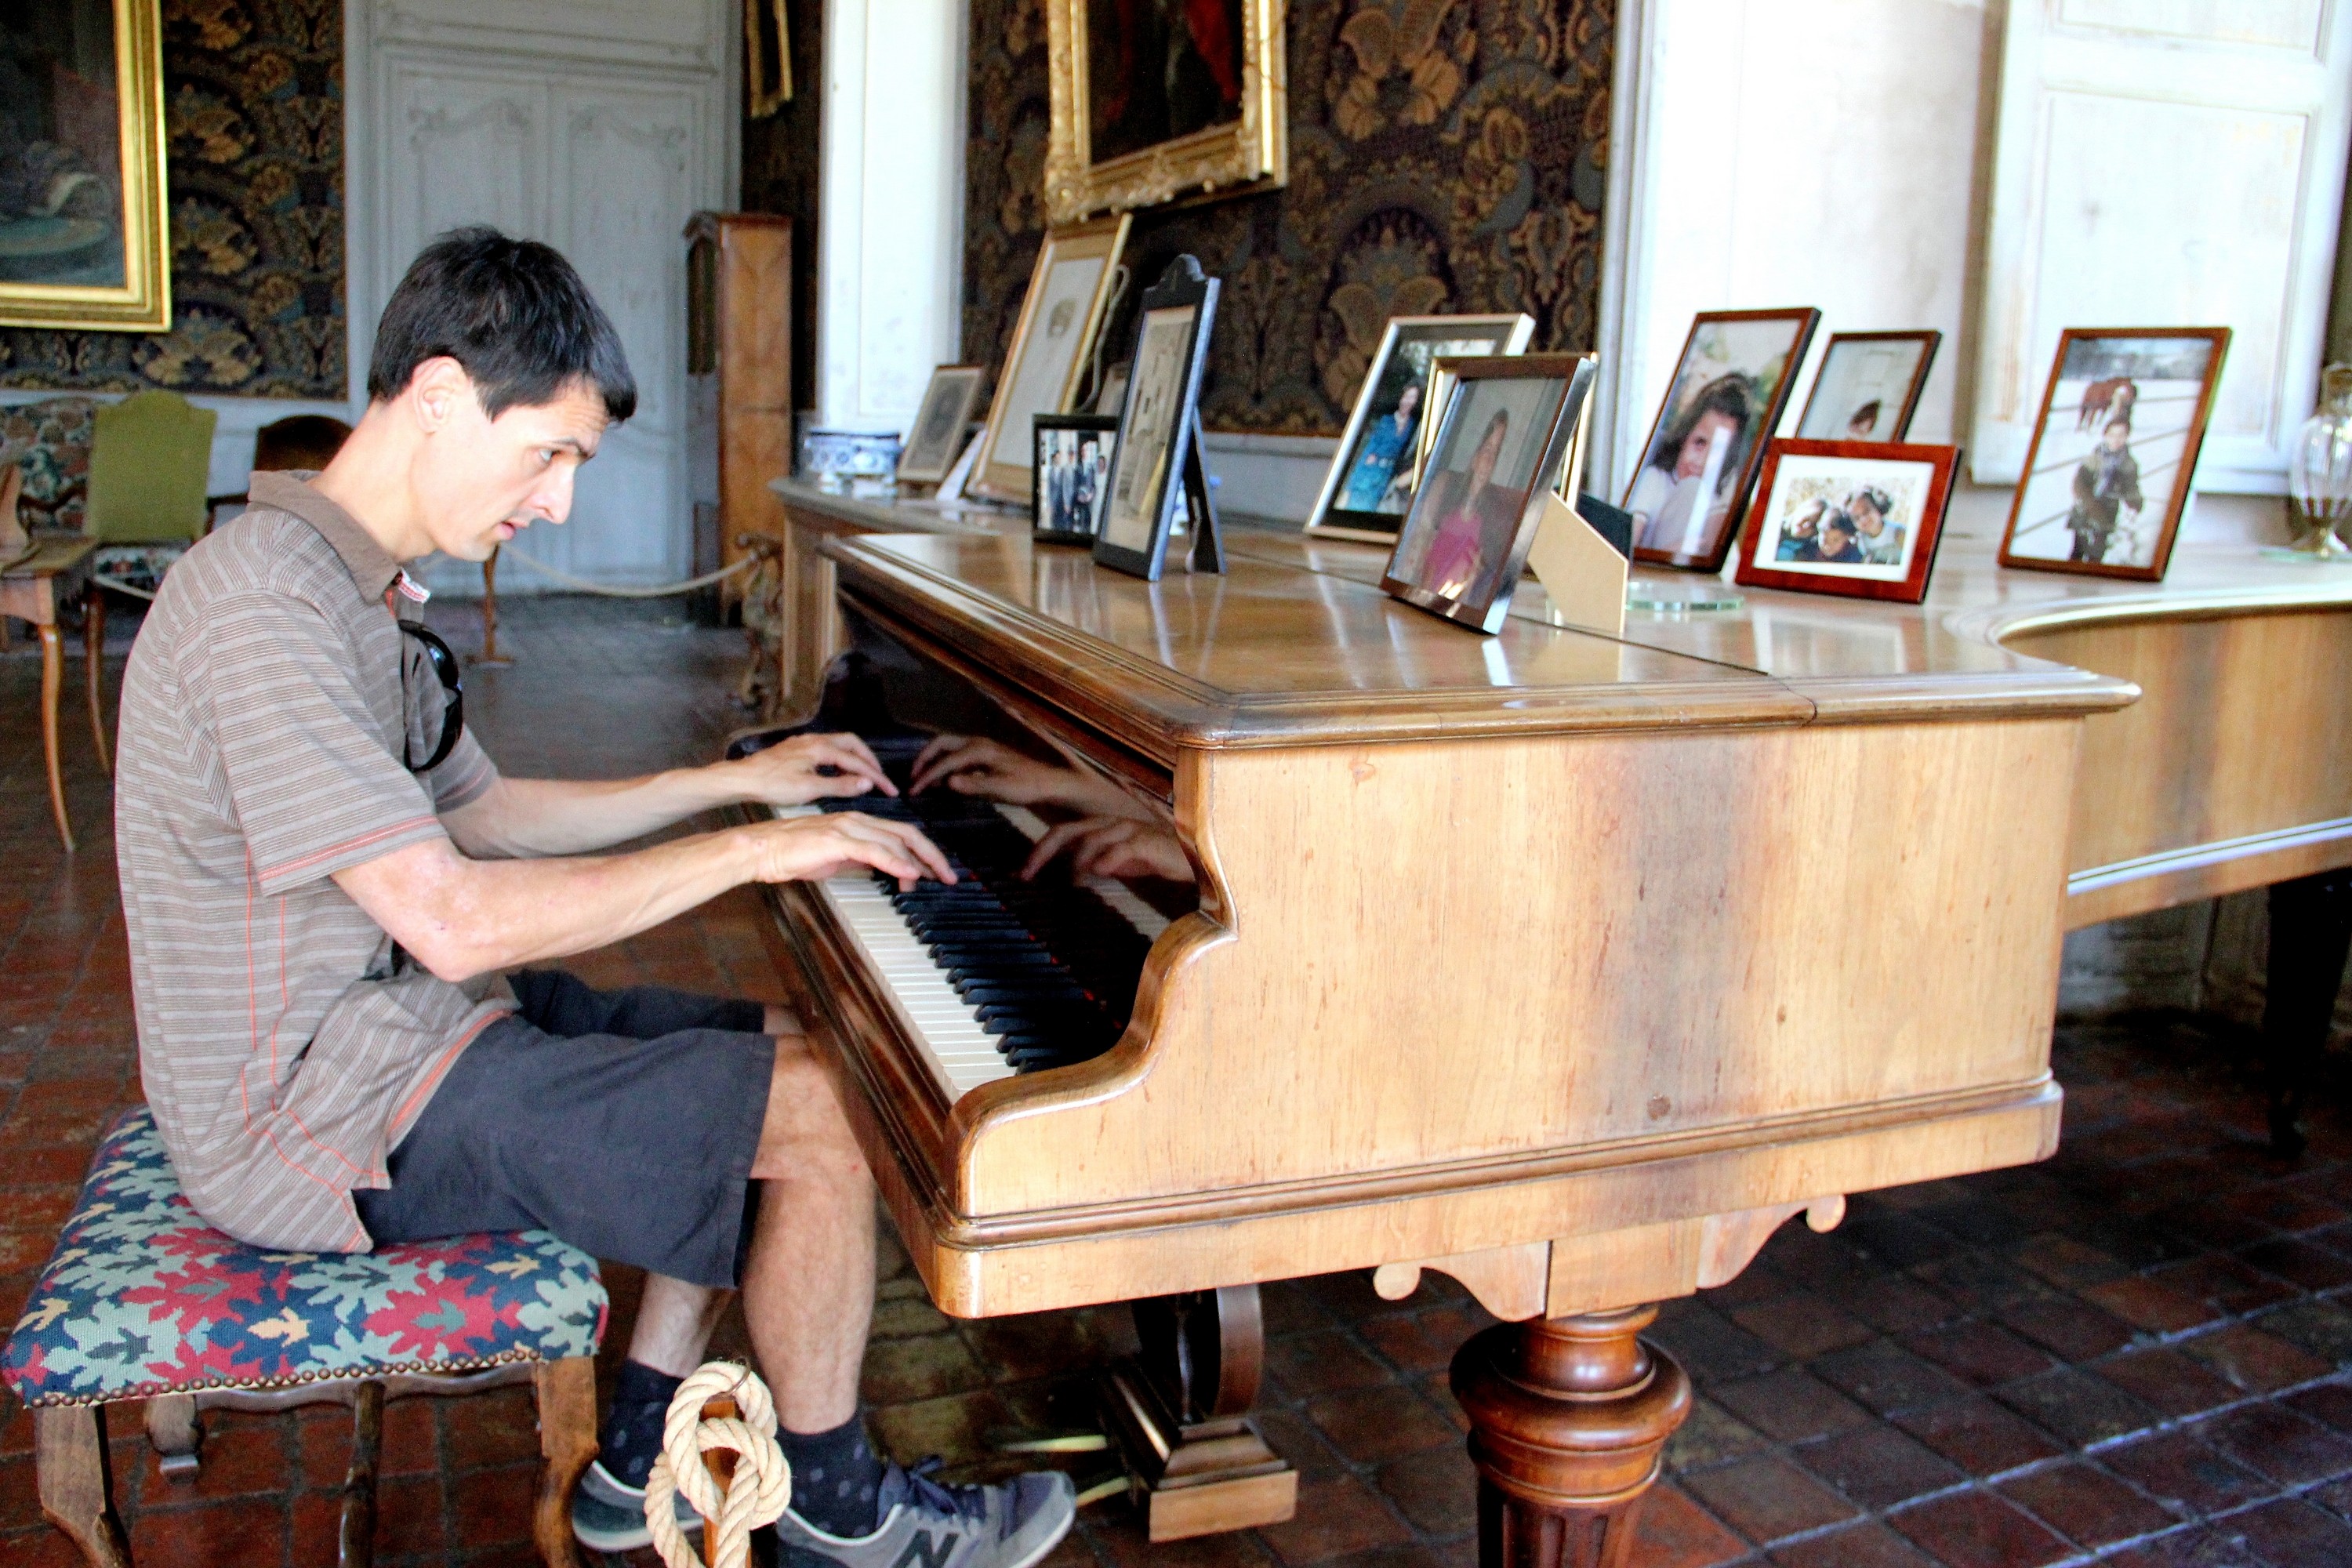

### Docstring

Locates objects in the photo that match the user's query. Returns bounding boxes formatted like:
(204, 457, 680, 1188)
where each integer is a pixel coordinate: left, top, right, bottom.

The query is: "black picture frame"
(1094, 256, 1221, 581)
(1381, 354, 1599, 633)
(1033, 415, 1120, 543)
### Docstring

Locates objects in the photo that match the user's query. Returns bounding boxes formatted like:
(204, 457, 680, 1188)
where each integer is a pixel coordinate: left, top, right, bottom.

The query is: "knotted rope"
(644, 1363, 793, 1568)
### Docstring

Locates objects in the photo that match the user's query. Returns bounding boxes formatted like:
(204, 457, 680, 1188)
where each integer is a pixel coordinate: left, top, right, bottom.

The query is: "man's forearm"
(446, 768, 747, 857)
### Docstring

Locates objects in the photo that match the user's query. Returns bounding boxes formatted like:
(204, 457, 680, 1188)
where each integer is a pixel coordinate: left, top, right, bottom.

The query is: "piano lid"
(822, 531, 2134, 761)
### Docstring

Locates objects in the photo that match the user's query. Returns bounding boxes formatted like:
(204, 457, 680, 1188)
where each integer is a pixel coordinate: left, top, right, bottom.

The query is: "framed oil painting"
(898, 365, 985, 484)
(1382, 354, 1598, 634)
(1623, 308, 1820, 573)
(1733, 439, 1960, 604)
(1996, 327, 2230, 581)
(1795, 331, 1940, 442)
(1042, 0, 1286, 223)
(1305, 313, 1535, 543)
(0, 0, 170, 331)
(971, 214, 1132, 505)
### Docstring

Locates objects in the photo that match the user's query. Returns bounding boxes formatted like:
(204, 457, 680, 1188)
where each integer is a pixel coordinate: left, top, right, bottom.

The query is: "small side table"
(2, 535, 109, 851)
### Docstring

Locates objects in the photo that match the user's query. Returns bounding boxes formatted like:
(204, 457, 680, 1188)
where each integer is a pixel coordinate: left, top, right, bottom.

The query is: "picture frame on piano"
(1733, 438, 1960, 604)
(1095, 256, 1221, 582)
(1033, 414, 1119, 543)
(1305, 313, 1536, 543)
(1795, 330, 1942, 443)
(898, 365, 987, 484)
(1624, 307, 1821, 573)
(971, 214, 1134, 505)
(1381, 354, 1599, 633)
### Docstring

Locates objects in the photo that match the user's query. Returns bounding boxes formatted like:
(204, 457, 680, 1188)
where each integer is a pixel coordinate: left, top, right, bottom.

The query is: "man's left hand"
(731, 731, 898, 808)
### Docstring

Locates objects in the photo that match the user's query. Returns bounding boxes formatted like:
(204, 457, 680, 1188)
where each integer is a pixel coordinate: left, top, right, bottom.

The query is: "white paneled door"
(347, 0, 735, 591)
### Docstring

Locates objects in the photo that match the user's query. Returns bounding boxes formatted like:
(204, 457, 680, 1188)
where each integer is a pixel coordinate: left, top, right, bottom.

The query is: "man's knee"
(756, 1033, 870, 1181)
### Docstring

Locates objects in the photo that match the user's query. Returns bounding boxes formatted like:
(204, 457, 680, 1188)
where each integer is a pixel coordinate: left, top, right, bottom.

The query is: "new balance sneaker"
(772, 1458, 1076, 1568)
(571, 1457, 705, 1554)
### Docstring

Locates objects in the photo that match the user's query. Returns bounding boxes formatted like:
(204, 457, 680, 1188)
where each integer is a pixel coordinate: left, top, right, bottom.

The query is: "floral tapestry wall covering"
(1, 0, 344, 398)
(965, 0, 1614, 436)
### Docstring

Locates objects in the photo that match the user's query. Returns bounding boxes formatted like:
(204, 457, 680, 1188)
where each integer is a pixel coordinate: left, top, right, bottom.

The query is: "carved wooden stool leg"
(532, 1356, 598, 1568)
(145, 1392, 201, 1479)
(340, 1381, 385, 1568)
(2265, 869, 2352, 1159)
(34, 1404, 133, 1567)
(38, 620, 72, 851)
(1451, 1306, 1693, 1568)
(83, 583, 109, 775)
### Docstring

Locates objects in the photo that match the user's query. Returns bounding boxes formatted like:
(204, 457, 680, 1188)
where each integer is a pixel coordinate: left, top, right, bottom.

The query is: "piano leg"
(1101, 1285, 1298, 1541)
(2263, 869, 2352, 1159)
(1450, 1305, 1693, 1568)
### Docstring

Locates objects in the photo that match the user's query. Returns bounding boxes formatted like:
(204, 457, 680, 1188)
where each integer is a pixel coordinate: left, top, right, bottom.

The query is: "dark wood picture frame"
(898, 365, 986, 484)
(1795, 331, 1942, 441)
(1624, 307, 1821, 574)
(1033, 414, 1120, 543)
(1094, 257, 1221, 582)
(1733, 439, 1961, 605)
(1995, 326, 2231, 583)
(1381, 354, 1599, 633)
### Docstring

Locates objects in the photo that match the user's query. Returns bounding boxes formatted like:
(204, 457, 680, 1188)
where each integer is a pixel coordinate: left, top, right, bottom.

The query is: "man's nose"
(532, 466, 578, 525)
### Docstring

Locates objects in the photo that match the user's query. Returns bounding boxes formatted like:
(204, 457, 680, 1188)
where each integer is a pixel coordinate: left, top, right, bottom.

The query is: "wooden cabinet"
(687, 213, 794, 590)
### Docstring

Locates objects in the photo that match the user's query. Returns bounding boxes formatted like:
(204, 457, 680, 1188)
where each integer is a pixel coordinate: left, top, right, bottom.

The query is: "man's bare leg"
(621, 1006, 813, 1379)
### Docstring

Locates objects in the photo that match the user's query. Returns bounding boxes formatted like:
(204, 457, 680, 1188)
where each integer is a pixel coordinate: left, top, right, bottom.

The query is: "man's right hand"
(742, 812, 956, 891)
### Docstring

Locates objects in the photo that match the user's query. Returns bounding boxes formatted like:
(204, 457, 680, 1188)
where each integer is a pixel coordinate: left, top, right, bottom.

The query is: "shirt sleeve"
(192, 590, 451, 898)
(425, 725, 499, 813)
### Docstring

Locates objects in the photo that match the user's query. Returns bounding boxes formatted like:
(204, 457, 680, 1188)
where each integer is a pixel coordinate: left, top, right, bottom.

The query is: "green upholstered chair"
(86, 391, 218, 598)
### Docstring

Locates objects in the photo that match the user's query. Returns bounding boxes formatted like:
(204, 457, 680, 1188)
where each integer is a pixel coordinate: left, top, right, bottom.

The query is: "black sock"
(776, 1414, 885, 1537)
(598, 1360, 684, 1490)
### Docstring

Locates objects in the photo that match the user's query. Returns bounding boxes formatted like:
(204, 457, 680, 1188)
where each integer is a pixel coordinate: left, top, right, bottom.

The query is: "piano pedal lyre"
(1100, 1285, 1298, 1541)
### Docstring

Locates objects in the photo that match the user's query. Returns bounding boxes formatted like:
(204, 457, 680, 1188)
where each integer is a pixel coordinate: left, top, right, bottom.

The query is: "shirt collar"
(247, 471, 405, 603)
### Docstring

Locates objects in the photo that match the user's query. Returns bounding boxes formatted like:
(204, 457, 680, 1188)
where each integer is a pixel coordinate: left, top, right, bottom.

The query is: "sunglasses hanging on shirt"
(398, 622, 465, 772)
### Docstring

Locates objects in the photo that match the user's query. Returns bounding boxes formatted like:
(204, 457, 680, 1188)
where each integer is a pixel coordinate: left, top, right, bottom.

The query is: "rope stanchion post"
(644, 1362, 792, 1568)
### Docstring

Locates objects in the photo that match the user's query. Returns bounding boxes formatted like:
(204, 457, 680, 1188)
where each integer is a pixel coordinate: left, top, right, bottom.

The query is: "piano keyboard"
(768, 741, 1169, 1100)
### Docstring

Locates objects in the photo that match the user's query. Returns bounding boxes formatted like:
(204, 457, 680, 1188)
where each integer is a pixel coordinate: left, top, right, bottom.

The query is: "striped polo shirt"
(115, 473, 509, 1253)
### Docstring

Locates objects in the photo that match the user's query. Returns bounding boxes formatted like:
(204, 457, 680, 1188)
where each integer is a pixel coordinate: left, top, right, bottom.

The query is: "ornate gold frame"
(0, 0, 172, 332)
(1043, 0, 1287, 224)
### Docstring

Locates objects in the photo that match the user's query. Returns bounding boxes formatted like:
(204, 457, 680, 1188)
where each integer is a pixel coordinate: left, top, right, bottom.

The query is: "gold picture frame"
(745, 0, 792, 118)
(1042, 0, 1287, 224)
(0, 0, 171, 332)
(971, 214, 1131, 505)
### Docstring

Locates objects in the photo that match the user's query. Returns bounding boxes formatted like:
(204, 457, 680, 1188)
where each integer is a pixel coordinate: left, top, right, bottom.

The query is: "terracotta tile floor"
(5, 593, 2352, 1567)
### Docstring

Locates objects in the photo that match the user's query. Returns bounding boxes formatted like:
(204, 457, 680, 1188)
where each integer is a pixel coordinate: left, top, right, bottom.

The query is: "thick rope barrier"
(644, 1363, 793, 1568)
(493, 548, 757, 598)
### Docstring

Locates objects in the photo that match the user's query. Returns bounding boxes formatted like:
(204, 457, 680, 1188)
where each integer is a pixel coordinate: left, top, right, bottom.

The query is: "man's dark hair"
(367, 227, 637, 422)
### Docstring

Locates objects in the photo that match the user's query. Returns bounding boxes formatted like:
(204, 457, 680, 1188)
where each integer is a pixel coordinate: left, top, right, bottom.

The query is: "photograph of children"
(1795, 331, 1940, 442)
(1734, 440, 1960, 604)
(1087, 0, 1245, 165)
(1033, 417, 1116, 542)
(1100, 303, 1200, 554)
(2, 0, 128, 289)
(898, 365, 985, 483)
(1384, 366, 1575, 624)
(1624, 309, 1820, 571)
(1998, 328, 2229, 581)
(1308, 315, 1535, 540)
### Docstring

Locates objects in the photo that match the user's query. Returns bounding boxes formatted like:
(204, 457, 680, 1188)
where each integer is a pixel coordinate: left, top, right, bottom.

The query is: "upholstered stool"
(3, 1109, 607, 1567)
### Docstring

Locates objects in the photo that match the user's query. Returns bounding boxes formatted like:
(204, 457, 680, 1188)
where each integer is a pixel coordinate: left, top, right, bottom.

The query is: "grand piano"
(728, 480, 2347, 1566)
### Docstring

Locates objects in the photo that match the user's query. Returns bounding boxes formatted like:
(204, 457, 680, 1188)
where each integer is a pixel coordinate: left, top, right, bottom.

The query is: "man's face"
(414, 372, 609, 563)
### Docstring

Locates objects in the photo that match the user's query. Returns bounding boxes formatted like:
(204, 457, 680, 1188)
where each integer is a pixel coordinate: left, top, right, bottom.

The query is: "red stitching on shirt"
(387, 1007, 510, 1137)
(257, 817, 439, 883)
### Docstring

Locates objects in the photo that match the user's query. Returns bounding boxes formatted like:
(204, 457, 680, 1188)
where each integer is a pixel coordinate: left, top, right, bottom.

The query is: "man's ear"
(407, 357, 478, 434)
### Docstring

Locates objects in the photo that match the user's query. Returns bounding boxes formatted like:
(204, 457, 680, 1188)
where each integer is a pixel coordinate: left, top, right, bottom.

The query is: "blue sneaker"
(771, 1459, 1076, 1568)
(571, 1457, 704, 1554)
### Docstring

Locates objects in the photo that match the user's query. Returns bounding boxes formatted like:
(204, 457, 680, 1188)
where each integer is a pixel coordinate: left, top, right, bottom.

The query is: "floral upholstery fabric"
(90, 543, 189, 597)
(2, 1109, 606, 1408)
(2, 397, 98, 535)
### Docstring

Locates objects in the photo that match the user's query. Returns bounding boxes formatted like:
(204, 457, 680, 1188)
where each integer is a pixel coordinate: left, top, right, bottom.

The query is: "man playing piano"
(111, 229, 1079, 1565)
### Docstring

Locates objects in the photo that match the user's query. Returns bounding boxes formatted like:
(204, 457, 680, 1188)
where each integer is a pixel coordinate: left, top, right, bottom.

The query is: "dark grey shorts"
(354, 971, 775, 1287)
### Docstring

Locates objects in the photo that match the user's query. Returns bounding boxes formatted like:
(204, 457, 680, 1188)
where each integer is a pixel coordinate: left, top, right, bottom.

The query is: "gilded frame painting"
(0, 0, 171, 332)
(1043, 0, 1287, 223)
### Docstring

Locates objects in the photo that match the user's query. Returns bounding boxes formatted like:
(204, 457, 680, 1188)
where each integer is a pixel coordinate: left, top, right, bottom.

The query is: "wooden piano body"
(724, 481, 2352, 1560)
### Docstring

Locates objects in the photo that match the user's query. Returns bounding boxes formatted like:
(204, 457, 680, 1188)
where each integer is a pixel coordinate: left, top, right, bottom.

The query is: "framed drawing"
(1033, 414, 1118, 543)
(1733, 439, 1961, 604)
(971, 214, 1133, 504)
(1796, 331, 1940, 442)
(1096, 257, 1218, 581)
(1997, 327, 2230, 581)
(1382, 354, 1599, 633)
(0, 0, 170, 332)
(1623, 308, 1820, 572)
(1305, 313, 1535, 543)
(898, 365, 985, 484)
(1042, 0, 1287, 223)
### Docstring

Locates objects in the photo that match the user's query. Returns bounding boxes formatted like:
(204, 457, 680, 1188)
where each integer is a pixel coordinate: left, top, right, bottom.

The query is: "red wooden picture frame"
(1733, 438, 1960, 604)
